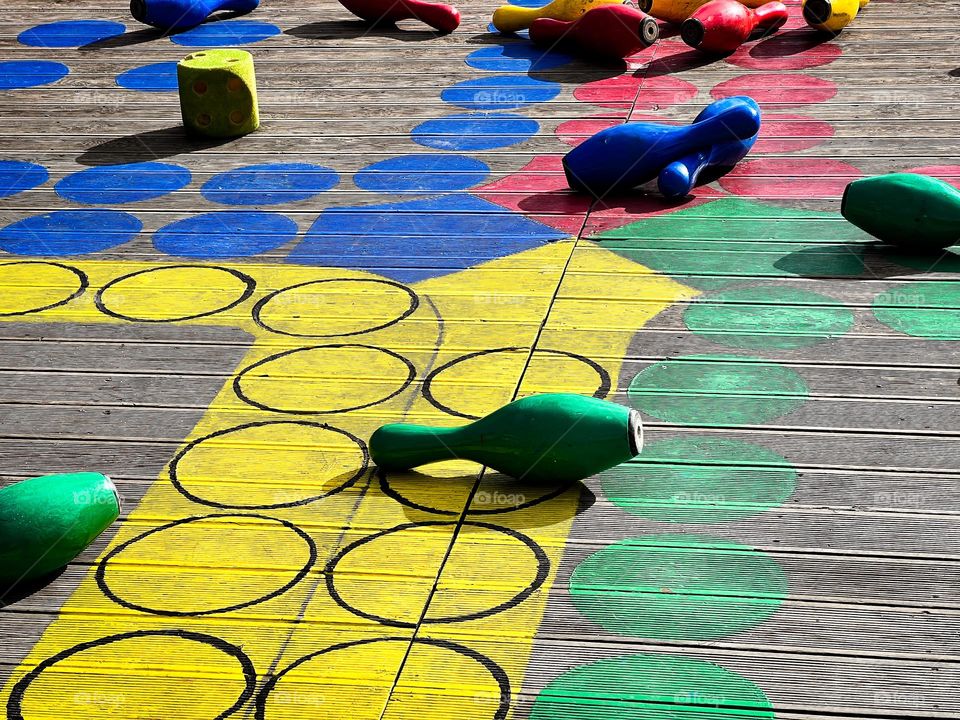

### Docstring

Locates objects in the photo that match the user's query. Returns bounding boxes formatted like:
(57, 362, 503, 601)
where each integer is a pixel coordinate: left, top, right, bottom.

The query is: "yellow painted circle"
(0, 261, 86, 316)
(11, 630, 253, 720)
(259, 638, 506, 720)
(235, 344, 415, 414)
(95, 265, 254, 322)
(96, 514, 315, 615)
(170, 421, 368, 509)
(254, 278, 418, 337)
(424, 347, 610, 419)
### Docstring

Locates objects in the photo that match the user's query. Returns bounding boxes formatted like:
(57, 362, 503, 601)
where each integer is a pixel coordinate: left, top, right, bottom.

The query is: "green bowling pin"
(371, 393, 643, 483)
(842, 173, 960, 250)
(0, 472, 120, 585)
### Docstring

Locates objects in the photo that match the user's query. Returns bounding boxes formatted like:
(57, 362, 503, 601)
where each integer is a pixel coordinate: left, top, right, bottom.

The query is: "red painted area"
(719, 158, 863, 198)
(902, 166, 960, 191)
(555, 114, 626, 147)
(711, 73, 837, 107)
(726, 30, 842, 70)
(753, 114, 834, 153)
(584, 191, 719, 235)
(575, 74, 699, 110)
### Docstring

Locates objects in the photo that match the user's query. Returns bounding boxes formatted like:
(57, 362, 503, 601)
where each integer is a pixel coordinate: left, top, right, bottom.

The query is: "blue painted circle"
(411, 113, 539, 151)
(488, 22, 529, 37)
(465, 45, 572, 72)
(354, 155, 489, 194)
(18, 20, 125, 48)
(55, 162, 192, 205)
(116, 62, 179, 92)
(441, 75, 561, 110)
(0, 211, 142, 255)
(201, 163, 340, 206)
(0, 61, 69, 90)
(170, 20, 281, 47)
(154, 211, 299, 259)
(0, 161, 48, 198)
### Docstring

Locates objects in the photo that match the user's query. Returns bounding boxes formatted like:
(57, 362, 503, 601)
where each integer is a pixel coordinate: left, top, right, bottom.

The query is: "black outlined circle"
(94, 264, 256, 322)
(169, 420, 369, 510)
(95, 513, 317, 616)
(7, 628, 256, 720)
(254, 636, 509, 720)
(324, 521, 549, 627)
(252, 277, 419, 338)
(422, 347, 611, 420)
(0, 260, 88, 316)
(379, 472, 574, 517)
(233, 344, 416, 414)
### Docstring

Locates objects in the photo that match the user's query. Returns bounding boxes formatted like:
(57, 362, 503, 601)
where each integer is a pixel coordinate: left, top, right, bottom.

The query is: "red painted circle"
(719, 158, 862, 199)
(575, 74, 698, 110)
(753, 114, 835, 153)
(555, 114, 625, 147)
(902, 165, 960, 191)
(711, 73, 837, 108)
(726, 31, 842, 71)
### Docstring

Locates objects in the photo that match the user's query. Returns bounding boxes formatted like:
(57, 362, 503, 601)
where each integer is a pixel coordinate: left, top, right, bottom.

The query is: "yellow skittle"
(638, 0, 770, 24)
(492, 0, 622, 34)
(801, 0, 869, 33)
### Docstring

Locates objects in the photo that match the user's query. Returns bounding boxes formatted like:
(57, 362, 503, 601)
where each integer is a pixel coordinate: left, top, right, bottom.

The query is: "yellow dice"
(177, 48, 259, 138)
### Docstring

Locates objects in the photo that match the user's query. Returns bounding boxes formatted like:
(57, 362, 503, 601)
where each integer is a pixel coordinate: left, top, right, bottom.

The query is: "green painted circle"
(627, 354, 808, 426)
(569, 534, 787, 641)
(600, 438, 797, 523)
(683, 287, 854, 349)
(885, 247, 960, 274)
(530, 653, 775, 720)
(872, 282, 960, 339)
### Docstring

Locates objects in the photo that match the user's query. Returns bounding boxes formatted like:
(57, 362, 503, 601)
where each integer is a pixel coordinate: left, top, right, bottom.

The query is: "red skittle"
(680, 0, 788, 54)
(338, 0, 461, 33)
(530, 5, 659, 60)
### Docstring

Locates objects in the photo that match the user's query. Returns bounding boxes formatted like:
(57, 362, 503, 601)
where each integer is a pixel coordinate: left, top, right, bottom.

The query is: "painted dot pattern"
(0, 160, 48, 198)
(354, 154, 489, 194)
(169, 20, 282, 47)
(201, 163, 340, 205)
(55, 162, 192, 204)
(153, 211, 298, 259)
(0, 60, 69, 90)
(18, 20, 125, 48)
(411, 113, 540, 150)
(116, 62, 179, 92)
(0, 210, 142, 256)
(441, 75, 561, 110)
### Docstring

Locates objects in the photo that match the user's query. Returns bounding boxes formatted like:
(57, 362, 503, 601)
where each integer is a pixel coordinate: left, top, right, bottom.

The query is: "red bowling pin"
(681, 0, 788, 54)
(530, 5, 660, 60)
(338, 0, 461, 32)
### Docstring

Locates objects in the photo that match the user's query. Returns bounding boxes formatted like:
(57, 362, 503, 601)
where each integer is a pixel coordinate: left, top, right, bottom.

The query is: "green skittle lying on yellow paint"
(0, 472, 120, 585)
(371, 393, 642, 483)
(842, 173, 960, 250)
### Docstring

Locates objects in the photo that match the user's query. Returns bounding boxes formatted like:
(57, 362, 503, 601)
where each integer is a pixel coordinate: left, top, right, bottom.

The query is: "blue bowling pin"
(130, 0, 260, 32)
(658, 96, 761, 199)
(562, 96, 761, 197)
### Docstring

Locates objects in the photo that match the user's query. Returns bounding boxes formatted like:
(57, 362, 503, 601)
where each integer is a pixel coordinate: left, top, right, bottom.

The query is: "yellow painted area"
(0, 243, 696, 718)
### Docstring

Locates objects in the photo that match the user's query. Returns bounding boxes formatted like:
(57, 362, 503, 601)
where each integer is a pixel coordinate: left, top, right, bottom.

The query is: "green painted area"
(569, 534, 787, 641)
(872, 281, 960, 339)
(683, 286, 854, 349)
(627, 355, 809, 426)
(595, 198, 870, 289)
(530, 653, 775, 720)
(885, 247, 960, 273)
(600, 438, 797, 523)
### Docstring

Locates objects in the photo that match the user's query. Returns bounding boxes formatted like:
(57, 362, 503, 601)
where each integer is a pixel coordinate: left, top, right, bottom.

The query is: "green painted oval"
(600, 438, 797, 523)
(872, 281, 960, 339)
(530, 652, 775, 720)
(683, 286, 854, 349)
(569, 534, 787, 641)
(627, 355, 809, 426)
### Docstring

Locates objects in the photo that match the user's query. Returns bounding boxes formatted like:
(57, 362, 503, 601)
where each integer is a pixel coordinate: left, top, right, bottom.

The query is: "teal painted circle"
(569, 534, 788, 640)
(600, 437, 797, 523)
(0, 61, 69, 90)
(441, 76, 560, 110)
(627, 354, 809, 426)
(530, 653, 775, 720)
(872, 282, 960, 339)
(683, 286, 854, 349)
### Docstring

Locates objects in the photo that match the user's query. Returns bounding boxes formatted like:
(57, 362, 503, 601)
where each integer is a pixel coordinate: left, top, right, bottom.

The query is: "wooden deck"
(2, 1, 959, 718)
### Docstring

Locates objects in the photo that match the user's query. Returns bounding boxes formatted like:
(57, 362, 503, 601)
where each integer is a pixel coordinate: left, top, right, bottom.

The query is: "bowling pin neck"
(401, 0, 461, 32)
(754, 1, 789, 31)
(690, 102, 761, 145)
(492, 4, 538, 33)
(529, 17, 568, 44)
(370, 423, 465, 471)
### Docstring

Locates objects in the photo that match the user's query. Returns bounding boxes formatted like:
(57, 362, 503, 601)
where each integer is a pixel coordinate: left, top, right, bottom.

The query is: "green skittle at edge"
(370, 393, 643, 483)
(842, 173, 960, 250)
(0, 472, 120, 585)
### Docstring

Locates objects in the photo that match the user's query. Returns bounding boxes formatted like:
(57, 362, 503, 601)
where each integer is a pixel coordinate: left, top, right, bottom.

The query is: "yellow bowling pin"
(492, 0, 622, 34)
(801, 0, 868, 33)
(637, 0, 770, 25)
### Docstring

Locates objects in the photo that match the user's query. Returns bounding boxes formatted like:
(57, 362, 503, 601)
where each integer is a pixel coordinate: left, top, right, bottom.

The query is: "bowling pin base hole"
(681, 20, 705, 48)
(803, 0, 831, 25)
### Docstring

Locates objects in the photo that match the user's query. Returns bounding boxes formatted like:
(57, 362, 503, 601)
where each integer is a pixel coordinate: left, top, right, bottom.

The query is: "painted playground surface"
(1, 1, 960, 719)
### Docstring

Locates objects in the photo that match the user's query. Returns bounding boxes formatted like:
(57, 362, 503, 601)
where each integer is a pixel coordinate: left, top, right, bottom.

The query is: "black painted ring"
(252, 277, 419, 338)
(95, 513, 317, 616)
(94, 264, 256, 323)
(324, 520, 549, 628)
(0, 260, 88, 317)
